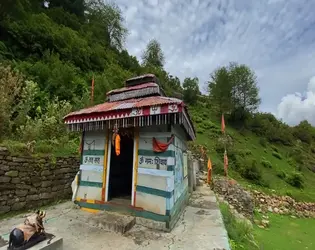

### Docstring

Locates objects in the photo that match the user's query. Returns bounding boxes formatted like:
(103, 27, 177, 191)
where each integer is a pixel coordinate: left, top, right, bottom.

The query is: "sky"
(114, 0, 315, 126)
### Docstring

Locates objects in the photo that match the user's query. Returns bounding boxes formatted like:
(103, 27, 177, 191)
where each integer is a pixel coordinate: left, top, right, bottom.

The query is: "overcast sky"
(114, 0, 315, 126)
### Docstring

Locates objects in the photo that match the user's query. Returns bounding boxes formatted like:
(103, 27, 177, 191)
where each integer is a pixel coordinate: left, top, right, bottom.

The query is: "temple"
(64, 74, 196, 231)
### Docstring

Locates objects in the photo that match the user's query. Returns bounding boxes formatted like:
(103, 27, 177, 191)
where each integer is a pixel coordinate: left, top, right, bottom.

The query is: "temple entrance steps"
(84, 210, 136, 234)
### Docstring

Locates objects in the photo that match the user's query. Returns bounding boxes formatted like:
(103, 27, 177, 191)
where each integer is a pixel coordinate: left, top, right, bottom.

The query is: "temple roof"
(64, 74, 196, 140)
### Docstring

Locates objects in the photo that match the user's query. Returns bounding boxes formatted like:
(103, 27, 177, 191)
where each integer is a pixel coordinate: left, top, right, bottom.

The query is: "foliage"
(182, 77, 200, 105)
(208, 62, 261, 123)
(261, 158, 272, 168)
(141, 39, 165, 68)
(220, 203, 259, 250)
(272, 151, 282, 159)
(285, 172, 304, 189)
(0, 65, 25, 138)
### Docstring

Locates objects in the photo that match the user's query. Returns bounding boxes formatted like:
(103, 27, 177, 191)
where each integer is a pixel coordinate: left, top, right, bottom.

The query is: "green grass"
(254, 213, 315, 250)
(0, 137, 80, 158)
(189, 104, 315, 202)
(219, 203, 259, 250)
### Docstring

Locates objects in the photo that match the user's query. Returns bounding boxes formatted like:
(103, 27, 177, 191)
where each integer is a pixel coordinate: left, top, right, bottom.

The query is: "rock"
(268, 206, 273, 212)
(11, 177, 21, 184)
(15, 190, 28, 197)
(41, 180, 52, 188)
(28, 194, 40, 201)
(5, 170, 19, 177)
(261, 219, 270, 228)
(0, 205, 10, 213)
(273, 207, 279, 213)
(11, 202, 26, 211)
(0, 176, 11, 183)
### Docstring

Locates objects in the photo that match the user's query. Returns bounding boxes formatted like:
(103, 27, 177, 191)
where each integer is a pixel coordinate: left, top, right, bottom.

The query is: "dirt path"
(0, 185, 230, 250)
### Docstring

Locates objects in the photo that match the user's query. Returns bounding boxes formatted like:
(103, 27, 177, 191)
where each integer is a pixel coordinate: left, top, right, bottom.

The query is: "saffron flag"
(221, 113, 225, 133)
(224, 150, 228, 176)
(207, 158, 212, 184)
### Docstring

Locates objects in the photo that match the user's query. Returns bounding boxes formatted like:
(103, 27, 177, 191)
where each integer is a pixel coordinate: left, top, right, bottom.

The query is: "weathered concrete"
(0, 236, 63, 250)
(84, 211, 136, 233)
(0, 184, 230, 250)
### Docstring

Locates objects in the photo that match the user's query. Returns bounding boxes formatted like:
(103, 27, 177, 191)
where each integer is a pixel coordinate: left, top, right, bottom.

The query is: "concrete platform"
(0, 185, 230, 249)
(85, 211, 136, 234)
(0, 236, 63, 250)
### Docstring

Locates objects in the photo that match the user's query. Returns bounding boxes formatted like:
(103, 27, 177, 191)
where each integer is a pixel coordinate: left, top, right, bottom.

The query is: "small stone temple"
(64, 74, 196, 230)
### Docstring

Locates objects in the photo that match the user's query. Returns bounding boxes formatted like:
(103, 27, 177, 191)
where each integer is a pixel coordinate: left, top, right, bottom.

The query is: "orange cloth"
(221, 113, 225, 133)
(115, 134, 121, 156)
(153, 135, 174, 152)
(207, 158, 212, 184)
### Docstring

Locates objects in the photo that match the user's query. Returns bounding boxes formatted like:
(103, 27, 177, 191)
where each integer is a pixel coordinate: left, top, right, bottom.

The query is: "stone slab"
(85, 211, 136, 234)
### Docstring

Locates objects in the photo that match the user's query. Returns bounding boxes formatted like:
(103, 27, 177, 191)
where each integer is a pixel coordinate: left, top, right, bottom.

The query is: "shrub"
(271, 145, 279, 152)
(276, 170, 286, 179)
(261, 158, 272, 168)
(272, 151, 282, 159)
(211, 159, 225, 176)
(286, 172, 304, 189)
(239, 159, 262, 183)
(259, 137, 267, 147)
(219, 203, 259, 250)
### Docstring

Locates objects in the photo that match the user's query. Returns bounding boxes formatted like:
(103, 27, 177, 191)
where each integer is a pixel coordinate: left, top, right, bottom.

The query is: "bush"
(286, 172, 304, 189)
(276, 170, 286, 179)
(220, 203, 259, 250)
(261, 158, 272, 168)
(212, 159, 225, 176)
(259, 137, 267, 147)
(272, 151, 282, 159)
(239, 159, 262, 183)
(271, 145, 279, 152)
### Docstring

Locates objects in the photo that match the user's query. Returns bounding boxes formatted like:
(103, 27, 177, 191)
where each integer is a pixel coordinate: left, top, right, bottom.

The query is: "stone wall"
(0, 147, 79, 214)
(212, 177, 254, 220)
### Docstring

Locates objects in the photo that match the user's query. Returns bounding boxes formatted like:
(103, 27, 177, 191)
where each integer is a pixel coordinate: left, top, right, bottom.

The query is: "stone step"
(85, 211, 136, 234)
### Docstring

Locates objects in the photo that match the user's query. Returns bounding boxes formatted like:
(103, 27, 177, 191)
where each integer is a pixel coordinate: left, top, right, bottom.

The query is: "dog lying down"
(7, 210, 54, 250)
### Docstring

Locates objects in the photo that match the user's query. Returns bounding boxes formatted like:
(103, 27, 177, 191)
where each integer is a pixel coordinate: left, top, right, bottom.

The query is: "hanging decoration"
(153, 135, 174, 152)
(112, 124, 121, 156)
(115, 134, 121, 156)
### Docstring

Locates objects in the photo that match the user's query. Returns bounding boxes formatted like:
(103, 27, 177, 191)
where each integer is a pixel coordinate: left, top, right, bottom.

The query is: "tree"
(48, 0, 86, 18)
(208, 62, 261, 122)
(229, 62, 260, 113)
(208, 66, 233, 113)
(183, 77, 200, 105)
(85, 1, 127, 50)
(141, 39, 165, 68)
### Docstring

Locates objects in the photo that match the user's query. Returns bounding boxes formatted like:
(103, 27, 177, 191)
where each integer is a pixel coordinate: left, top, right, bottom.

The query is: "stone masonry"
(0, 147, 79, 214)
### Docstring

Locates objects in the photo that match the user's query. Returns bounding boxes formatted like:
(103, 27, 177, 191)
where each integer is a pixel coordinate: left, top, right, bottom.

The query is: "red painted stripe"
(160, 104, 169, 114)
(101, 188, 105, 201)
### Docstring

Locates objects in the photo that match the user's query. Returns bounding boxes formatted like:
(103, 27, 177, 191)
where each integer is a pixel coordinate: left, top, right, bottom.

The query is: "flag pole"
(221, 113, 228, 177)
(91, 74, 95, 105)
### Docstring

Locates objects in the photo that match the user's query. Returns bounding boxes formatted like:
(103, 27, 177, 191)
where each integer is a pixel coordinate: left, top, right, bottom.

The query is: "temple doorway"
(107, 129, 134, 205)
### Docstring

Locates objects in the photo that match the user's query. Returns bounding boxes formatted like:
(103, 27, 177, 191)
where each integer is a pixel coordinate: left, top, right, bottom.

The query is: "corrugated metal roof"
(64, 96, 183, 119)
(126, 74, 155, 82)
(106, 82, 158, 95)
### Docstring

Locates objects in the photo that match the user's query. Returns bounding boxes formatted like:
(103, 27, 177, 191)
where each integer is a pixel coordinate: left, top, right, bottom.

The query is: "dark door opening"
(108, 130, 134, 205)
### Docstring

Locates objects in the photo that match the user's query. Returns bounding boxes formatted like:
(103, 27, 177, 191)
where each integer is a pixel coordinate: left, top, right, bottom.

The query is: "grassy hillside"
(188, 101, 315, 203)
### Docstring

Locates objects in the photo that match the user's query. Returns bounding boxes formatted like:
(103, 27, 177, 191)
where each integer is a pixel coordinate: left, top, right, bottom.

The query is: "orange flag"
(207, 158, 212, 184)
(224, 150, 228, 176)
(221, 113, 225, 133)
